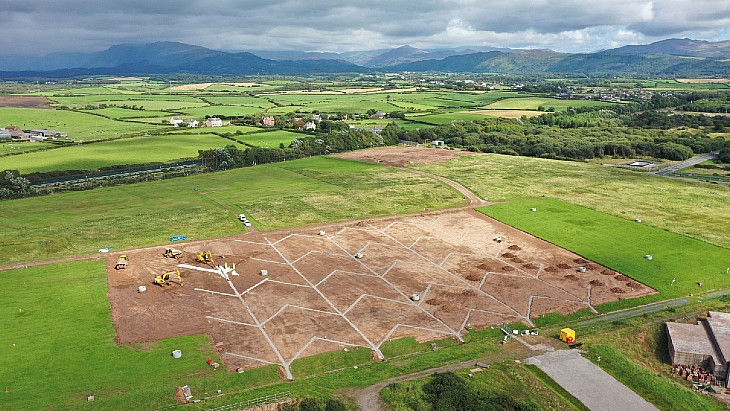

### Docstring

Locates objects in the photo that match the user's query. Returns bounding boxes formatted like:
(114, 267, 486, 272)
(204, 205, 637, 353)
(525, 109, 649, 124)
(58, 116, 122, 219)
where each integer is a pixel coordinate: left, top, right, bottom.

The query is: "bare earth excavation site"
(107, 208, 654, 379)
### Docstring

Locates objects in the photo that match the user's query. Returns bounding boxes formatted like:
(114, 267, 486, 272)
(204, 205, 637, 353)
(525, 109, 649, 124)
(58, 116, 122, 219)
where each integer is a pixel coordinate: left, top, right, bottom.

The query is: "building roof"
(667, 321, 724, 366)
(707, 311, 730, 364)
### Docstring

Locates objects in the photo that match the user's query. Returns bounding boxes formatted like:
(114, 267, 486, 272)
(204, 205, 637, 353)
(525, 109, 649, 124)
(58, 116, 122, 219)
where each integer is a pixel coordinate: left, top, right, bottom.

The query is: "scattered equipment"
(196, 251, 214, 265)
(645, 254, 653, 260)
(206, 359, 220, 370)
(154, 269, 183, 286)
(172, 350, 182, 358)
(170, 235, 187, 242)
(410, 294, 420, 302)
(138, 286, 147, 293)
(115, 255, 128, 270)
(163, 248, 183, 259)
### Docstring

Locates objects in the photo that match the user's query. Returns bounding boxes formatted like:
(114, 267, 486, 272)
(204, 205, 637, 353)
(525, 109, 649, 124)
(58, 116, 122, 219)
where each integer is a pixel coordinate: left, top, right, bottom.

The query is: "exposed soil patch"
(332, 146, 475, 167)
(0, 96, 53, 108)
(507, 245, 522, 251)
(106, 210, 655, 377)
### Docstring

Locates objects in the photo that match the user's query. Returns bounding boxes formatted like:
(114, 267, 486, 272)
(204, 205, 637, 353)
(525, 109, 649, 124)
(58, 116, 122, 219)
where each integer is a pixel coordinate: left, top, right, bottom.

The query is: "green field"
(0, 108, 161, 140)
(0, 156, 465, 265)
(1, 134, 229, 174)
(415, 153, 730, 248)
(485, 97, 615, 111)
(479, 198, 730, 309)
(408, 111, 489, 124)
(80, 107, 174, 119)
(230, 130, 302, 148)
(179, 105, 263, 117)
(0, 141, 55, 155)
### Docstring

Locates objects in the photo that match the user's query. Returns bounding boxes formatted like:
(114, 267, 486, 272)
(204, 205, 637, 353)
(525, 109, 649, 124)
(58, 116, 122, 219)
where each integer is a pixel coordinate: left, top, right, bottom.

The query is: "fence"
(207, 392, 291, 411)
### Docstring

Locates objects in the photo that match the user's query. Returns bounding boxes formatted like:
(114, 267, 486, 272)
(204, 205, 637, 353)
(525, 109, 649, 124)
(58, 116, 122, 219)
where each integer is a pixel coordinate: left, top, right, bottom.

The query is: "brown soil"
(507, 245, 521, 251)
(332, 146, 475, 167)
(589, 280, 604, 287)
(564, 274, 579, 281)
(610, 287, 625, 294)
(558, 263, 571, 269)
(601, 269, 615, 276)
(544, 267, 558, 272)
(502, 252, 516, 258)
(0, 96, 53, 109)
(106, 210, 655, 376)
(573, 258, 588, 264)
(615, 274, 629, 281)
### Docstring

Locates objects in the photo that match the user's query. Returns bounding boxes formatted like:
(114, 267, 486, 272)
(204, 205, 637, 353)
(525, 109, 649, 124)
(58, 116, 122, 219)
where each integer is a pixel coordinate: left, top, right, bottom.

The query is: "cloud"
(0, 0, 728, 55)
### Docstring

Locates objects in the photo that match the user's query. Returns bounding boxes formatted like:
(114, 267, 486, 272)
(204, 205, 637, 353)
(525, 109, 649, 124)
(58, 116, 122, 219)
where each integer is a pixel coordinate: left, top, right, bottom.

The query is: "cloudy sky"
(2, 0, 729, 55)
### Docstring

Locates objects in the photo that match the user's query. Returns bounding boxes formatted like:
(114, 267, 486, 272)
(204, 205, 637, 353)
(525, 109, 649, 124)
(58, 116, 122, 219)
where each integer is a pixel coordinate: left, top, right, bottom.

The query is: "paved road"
(525, 350, 658, 411)
(654, 152, 718, 176)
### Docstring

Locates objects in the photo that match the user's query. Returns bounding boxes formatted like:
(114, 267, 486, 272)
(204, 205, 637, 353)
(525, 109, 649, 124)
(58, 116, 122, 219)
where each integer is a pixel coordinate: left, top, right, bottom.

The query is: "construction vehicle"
(196, 251, 214, 265)
(559, 327, 582, 348)
(154, 269, 183, 287)
(163, 248, 183, 259)
(115, 255, 128, 270)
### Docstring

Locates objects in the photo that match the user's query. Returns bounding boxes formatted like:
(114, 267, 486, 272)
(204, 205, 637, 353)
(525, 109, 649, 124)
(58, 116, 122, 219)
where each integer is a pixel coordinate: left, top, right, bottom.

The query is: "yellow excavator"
(196, 251, 214, 265)
(115, 255, 128, 270)
(163, 248, 183, 259)
(154, 269, 183, 287)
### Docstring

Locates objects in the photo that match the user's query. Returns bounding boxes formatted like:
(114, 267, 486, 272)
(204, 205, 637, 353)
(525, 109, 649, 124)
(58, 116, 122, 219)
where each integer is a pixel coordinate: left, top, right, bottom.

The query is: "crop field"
(1, 134, 229, 174)
(485, 97, 615, 111)
(0, 108, 162, 140)
(466, 109, 544, 118)
(108, 209, 652, 378)
(230, 130, 302, 148)
(414, 153, 730, 248)
(0, 157, 465, 265)
(479, 198, 729, 310)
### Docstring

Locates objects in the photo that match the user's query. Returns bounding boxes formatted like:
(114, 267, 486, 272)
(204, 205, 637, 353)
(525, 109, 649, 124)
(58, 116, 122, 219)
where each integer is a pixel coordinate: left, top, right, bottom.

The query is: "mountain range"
(1, 38, 729, 77)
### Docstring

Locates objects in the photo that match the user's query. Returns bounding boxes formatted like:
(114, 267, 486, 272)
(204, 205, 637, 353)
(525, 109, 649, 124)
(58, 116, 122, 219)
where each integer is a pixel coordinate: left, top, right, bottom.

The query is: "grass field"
(0, 142, 55, 155)
(466, 109, 544, 118)
(0, 157, 465, 265)
(0, 108, 161, 140)
(479, 198, 730, 310)
(230, 130, 302, 148)
(485, 97, 615, 111)
(179, 105, 263, 117)
(81, 107, 173, 119)
(408, 111, 489, 124)
(0, 134, 229, 174)
(414, 153, 730, 248)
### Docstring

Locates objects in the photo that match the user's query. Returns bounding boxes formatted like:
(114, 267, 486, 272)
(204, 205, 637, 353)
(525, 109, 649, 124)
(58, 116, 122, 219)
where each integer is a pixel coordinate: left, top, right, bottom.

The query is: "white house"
(185, 119, 199, 128)
(304, 121, 317, 131)
(169, 117, 184, 127)
(432, 140, 445, 147)
(206, 117, 223, 127)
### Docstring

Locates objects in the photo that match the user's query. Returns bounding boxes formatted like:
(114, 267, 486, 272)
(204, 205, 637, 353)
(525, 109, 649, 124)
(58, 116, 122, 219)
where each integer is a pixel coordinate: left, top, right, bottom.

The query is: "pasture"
(0, 108, 162, 140)
(415, 153, 730, 248)
(484, 97, 614, 111)
(1, 134, 229, 174)
(0, 157, 465, 265)
(230, 130, 302, 148)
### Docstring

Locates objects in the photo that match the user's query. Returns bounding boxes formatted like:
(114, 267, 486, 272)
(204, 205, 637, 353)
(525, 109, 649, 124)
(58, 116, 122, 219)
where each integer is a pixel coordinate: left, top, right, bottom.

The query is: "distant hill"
(609, 38, 730, 58)
(1, 38, 730, 77)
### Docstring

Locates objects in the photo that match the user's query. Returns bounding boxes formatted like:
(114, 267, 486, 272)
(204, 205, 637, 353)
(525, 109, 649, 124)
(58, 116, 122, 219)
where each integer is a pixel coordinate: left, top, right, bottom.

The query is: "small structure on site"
(666, 311, 730, 386)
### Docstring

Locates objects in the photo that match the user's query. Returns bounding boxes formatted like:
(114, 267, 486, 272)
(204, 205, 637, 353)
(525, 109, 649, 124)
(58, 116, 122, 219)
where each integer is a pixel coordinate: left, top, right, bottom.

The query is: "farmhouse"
(169, 117, 184, 127)
(304, 121, 317, 131)
(30, 129, 67, 138)
(666, 311, 730, 385)
(185, 119, 199, 128)
(432, 140, 445, 147)
(370, 110, 387, 119)
(261, 116, 275, 127)
(0, 128, 11, 140)
(206, 117, 223, 127)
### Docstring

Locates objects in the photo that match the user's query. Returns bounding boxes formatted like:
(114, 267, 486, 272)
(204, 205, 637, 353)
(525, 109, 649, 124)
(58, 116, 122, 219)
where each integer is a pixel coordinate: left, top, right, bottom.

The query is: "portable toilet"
(559, 328, 576, 344)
